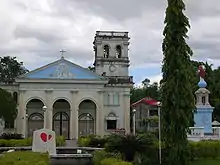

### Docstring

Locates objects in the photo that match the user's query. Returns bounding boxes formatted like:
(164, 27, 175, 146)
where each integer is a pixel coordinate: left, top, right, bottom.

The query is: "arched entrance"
(78, 100, 96, 136)
(53, 99, 70, 139)
(26, 99, 44, 137)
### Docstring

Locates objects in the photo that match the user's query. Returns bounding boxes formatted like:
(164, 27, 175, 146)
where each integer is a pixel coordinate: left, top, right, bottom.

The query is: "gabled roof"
(18, 58, 104, 80)
(131, 97, 158, 107)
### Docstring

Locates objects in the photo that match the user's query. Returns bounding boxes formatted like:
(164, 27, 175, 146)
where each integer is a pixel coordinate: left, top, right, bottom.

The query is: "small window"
(104, 93, 110, 105)
(113, 93, 120, 105)
(104, 45, 110, 58)
(115, 45, 122, 58)
(107, 120, 117, 130)
(202, 96, 206, 105)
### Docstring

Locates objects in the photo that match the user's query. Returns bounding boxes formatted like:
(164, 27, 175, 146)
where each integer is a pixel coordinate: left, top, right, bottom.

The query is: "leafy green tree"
(210, 67, 220, 121)
(130, 87, 145, 104)
(161, 0, 195, 164)
(0, 88, 17, 128)
(0, 56, 28, 84)
(130, 81, 161, 104)
(144, 82, 161, 101)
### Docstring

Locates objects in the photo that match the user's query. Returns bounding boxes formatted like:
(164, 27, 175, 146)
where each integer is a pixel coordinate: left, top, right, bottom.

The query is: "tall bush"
(105, 133, 156, 162)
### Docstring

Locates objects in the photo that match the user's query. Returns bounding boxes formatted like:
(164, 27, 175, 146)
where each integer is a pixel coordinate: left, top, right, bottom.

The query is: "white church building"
(1, 31, 133, 139)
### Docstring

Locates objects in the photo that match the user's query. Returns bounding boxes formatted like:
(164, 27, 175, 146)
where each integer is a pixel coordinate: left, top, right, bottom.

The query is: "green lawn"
(191, 159, 220, 165)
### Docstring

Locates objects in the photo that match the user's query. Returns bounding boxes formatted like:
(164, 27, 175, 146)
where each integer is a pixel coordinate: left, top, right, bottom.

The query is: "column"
(96, 107, 100, 135)
(70, 91, 78, 139)
(97, 91, 104, 136)
(45, 90, 53, 130)
(123, 92, 131, 133)
(17, 90, 26, 137)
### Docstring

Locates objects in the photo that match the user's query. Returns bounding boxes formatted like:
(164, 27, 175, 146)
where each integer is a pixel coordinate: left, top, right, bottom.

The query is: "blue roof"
(19, 58, 103, 80)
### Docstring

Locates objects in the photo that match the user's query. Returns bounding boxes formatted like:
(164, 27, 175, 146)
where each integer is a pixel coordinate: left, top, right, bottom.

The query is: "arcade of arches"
(25, 98, 97, 139)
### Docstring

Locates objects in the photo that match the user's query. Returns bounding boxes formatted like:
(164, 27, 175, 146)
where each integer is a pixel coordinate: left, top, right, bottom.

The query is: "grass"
(190, 159, 220, 165)
(0, 151, 49, 165)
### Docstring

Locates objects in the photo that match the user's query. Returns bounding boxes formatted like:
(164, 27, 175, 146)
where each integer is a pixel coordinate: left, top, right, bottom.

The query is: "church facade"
(1, 31, 133, 139)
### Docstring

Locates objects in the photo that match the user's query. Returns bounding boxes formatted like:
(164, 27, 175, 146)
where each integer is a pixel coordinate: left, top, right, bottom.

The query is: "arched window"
(104, 45, 110, 58)
(115, 45, 122, 58)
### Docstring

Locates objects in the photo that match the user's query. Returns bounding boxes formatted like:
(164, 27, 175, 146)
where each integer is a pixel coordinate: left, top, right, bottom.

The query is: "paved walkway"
(65, 140, 78, 147)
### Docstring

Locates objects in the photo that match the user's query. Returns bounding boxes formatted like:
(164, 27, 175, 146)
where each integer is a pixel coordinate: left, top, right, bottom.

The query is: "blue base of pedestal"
(194, 107, 214, 134)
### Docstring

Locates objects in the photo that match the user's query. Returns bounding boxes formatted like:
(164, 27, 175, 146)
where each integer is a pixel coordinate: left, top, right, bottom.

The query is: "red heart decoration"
(40, 133, 47, 142)
(48, 135, 52, 140)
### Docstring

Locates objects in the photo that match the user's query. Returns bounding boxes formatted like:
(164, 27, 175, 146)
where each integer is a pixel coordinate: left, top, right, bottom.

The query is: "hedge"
(0, 136, 65, 147)
(189, 140, 220, 159)
(0, 151, 49, 165)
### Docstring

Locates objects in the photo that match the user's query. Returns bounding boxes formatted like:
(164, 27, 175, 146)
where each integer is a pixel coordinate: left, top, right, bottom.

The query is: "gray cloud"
(0, 0, 219, 72)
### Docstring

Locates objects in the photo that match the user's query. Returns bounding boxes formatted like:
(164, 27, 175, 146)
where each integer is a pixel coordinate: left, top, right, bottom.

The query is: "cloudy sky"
(1, 0, 220, 85)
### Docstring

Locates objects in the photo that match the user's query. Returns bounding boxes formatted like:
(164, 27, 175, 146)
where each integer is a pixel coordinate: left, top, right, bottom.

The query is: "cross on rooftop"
(60, 49, 66, 59)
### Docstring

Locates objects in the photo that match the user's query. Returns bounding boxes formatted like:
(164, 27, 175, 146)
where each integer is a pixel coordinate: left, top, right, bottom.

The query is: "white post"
(132, 109, 136, 135)
(42, 105, 47, 129)
(25, 113, 28, 138)
(157, 101, 162, 165)
(87, 114, 90, 135)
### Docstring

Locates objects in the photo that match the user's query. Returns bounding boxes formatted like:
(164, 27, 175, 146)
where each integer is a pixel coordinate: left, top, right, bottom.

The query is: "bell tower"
(93, 31, 132, 84)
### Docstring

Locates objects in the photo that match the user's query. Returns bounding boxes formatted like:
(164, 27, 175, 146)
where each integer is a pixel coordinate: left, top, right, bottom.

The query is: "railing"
(107, 76, 134, 84)
(110, 129, 126, 135)
(188, 127, 204, 137)
(187, 127, 220, 141)
(96, 31, 129, 37)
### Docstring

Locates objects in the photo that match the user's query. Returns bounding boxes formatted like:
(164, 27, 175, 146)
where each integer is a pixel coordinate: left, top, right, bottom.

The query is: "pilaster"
(123, 92, 131, 133)
(45, 90, 53, 130)
(70, 90, 78, 139)
(17, 90, 26, 137)
(97, 90, 105, 136)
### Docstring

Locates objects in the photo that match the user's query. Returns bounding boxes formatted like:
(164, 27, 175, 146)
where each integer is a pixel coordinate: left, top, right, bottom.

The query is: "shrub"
(93, 150, 121, 165)
(101, 158, 120, 165)
(78, 136, 91, 147)
(89, 136, 107, 148)
(0, 133, 23, 139)
(56, 136, 66, 146)
(100, 158, 132, 165)
(105, 133, 156, 162)
(78, 135, 107, 148)
(0, 151, 49, 165)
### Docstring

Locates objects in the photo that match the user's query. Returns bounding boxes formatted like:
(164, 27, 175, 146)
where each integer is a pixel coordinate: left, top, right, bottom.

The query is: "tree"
(145, 82, 161, 101)
(0, 56, 28, 84)
(0, 88, 17, 128)
(130, 80, 161, 104)
(161, 0, 195, 165)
